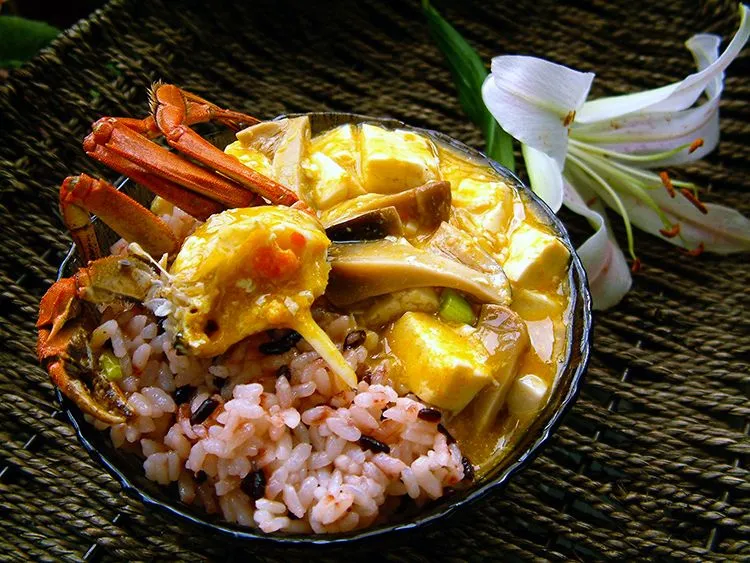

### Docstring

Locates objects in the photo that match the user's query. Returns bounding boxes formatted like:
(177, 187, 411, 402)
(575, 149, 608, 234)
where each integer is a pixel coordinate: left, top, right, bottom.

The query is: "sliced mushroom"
(422, 221, 509, 297)
(325, 206, 404, 242)
(236, 116, 310, 196)
(463, 305, 529, 433)
(327, 238, 512, 306)
(321, 181, 451, 235)
(359, 287, 440, 328)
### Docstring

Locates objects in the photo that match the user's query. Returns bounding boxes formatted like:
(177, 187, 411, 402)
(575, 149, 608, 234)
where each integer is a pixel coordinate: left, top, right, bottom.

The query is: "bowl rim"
(56, 111, 592, 546)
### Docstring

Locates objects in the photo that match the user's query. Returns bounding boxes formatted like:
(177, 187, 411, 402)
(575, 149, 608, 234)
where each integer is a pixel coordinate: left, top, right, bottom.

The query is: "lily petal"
(482, 56, 594, 168)
(562, 181, 632, 310)
(596, 184, 750, 253)
(576, 3, 749, 123)
(571, 96, 720, 166)
(523, 144, 563, 212)
(687, 34, 723, 99)
(571, 30, 725, 165)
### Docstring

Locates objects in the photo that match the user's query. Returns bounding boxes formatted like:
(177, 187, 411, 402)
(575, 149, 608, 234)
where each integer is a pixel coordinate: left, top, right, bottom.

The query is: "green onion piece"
(439, 289, 477, 325)
(99, 352, 123, 381)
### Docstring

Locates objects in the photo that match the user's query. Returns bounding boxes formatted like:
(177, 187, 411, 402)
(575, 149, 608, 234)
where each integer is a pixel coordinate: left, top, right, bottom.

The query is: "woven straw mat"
(0, 0, 748, 560)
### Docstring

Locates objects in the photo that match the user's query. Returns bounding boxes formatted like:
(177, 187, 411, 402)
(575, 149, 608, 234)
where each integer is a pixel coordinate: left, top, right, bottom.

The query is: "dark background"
(2, 0, 104, 29)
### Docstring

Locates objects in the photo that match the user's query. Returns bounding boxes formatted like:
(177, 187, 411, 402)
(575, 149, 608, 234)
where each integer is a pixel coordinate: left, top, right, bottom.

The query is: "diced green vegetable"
(99, 352, 123, 381)
(439, 289, 477, 325)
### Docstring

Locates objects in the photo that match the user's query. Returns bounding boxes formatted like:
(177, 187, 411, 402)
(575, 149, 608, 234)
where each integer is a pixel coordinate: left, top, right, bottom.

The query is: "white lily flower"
(482, 3, 750, 310)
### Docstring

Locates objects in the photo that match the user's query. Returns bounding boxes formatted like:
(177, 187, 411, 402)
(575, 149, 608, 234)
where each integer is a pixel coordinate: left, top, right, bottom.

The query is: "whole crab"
(36, 83, 342, 424)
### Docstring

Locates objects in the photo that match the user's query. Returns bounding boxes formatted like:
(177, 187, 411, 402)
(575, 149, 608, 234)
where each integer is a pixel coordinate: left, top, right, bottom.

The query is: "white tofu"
(503, 223, 570, 289)
(512, 288, 565, 321)
(506, 374, 548, 419)
(387, 312, 492, 412)
(309, 123, 360, 173)
(307, 152, 360, 210)
(224, 141, 273, 178)
(359, 124, 440, 194)
(452, 178, 514, 233)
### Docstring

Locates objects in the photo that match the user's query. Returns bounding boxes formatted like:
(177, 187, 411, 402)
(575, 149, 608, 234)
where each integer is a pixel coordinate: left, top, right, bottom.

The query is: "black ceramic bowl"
(56, 112, 592, 546)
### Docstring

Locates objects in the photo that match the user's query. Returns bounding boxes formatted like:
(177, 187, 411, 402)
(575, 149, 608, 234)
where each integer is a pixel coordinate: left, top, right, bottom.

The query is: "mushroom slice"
(464, 305, 530, 433)
(327, 238, 512, 306)
(321, 180, 451, 234)
(325, 206, 404, 242)
(423, 222, 510, 297)
(235, 116, 311, 196)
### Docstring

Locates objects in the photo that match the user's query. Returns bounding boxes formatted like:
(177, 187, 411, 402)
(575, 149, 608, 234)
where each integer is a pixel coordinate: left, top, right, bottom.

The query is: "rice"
(92, 206, 469, 534)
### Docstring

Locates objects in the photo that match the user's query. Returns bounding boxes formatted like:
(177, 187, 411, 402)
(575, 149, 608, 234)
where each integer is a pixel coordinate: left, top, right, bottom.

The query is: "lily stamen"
(689, 138, 705, 153)
(683, 242, 705, 257)
(680, 189, 708, 214)
(659, 224, 681, 238)
(659, 171, 676, 198)
(630, 258, 642, 273)
(569, 138, 700, 164)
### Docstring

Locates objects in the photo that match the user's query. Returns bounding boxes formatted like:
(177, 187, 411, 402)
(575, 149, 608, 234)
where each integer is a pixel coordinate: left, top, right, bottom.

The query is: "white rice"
(91, 205, 469, 534)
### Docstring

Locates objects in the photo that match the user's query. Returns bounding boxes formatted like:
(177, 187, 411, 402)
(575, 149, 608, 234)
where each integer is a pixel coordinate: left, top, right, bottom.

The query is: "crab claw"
(41, 323, 132, 425)
(37, 256, 156, 424)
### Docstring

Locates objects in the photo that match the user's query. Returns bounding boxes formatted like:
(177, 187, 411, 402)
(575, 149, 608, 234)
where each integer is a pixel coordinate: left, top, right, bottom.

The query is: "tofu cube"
(506, 374, 548, 419)
(360, 125, 440, 194)
(453, 178, 515, 233)
(307, 152, 360, 210)
(309, 123, 359, 173)
(387, 312, 493, 412)
(224, 141, 273, 178)
(511, 288, 565, 321)
(503, 223, 570, 289)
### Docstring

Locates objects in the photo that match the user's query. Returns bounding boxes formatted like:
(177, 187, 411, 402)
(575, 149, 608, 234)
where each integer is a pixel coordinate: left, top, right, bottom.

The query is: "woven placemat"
(1, 0, 748, 560)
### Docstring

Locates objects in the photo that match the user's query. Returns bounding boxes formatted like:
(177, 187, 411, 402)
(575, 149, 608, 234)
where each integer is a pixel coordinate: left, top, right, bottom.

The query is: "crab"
(37, 84, 503, 425)
(36, 83, 348, 425)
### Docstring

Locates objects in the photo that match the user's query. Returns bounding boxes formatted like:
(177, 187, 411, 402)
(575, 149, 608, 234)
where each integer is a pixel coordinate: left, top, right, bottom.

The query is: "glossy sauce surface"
(226, 121, 572, 472)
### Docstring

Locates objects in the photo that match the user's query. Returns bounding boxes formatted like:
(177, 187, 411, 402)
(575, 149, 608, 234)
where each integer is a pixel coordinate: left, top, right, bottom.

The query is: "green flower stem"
(568, 138, 698, 164)
(566, 153, 638, 260)
(423, 0, 515, 171)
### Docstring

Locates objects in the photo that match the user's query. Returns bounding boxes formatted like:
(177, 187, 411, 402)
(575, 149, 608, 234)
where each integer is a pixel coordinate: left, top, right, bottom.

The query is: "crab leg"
(86, 119, 266, 210)
(60, 174, 179, 263)
(171, 88, 262, 132)
(110, 107, 258, 141)
(152, 84, 301, 207)
(84, 144, 224, 220)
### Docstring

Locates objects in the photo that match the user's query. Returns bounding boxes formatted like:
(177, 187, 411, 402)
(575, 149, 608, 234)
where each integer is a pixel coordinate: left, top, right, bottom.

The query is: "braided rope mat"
(1, 0, 748, 560)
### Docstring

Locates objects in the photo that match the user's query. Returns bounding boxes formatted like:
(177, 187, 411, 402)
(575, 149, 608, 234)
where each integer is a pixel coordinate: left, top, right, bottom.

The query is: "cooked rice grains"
(87, 207, 468, 534)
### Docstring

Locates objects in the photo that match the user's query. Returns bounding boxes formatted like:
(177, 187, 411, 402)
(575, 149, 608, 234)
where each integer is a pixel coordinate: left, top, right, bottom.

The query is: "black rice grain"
(241, 469, 266, 500)
(190, 397, 219, 425)
(194, 470, 208, 484)
(417, 407, 442, 422)
(359, 435, 391, 454)
(437, 423, 456, 444)
(276, 365, 291, 378)
(259, 330, 302, 355)
(343, 329, 366, 350)
(462, 456, 475, 481)
(174, 385, 195, 405)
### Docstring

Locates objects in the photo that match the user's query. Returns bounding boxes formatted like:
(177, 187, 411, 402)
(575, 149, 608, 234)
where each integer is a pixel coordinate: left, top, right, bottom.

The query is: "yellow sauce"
(226, 120, 572, 472)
